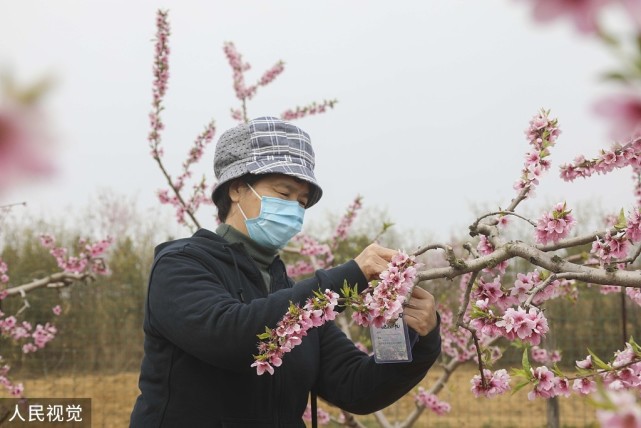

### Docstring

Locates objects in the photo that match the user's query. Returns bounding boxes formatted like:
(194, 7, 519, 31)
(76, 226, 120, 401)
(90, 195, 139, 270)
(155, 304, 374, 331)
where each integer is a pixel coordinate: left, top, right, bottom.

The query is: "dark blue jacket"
(130, 229, 441, 427)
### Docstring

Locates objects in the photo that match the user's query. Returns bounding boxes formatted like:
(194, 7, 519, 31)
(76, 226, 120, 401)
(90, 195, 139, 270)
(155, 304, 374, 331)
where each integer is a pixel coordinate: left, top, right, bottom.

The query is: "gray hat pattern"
(213, 117, 323, 207)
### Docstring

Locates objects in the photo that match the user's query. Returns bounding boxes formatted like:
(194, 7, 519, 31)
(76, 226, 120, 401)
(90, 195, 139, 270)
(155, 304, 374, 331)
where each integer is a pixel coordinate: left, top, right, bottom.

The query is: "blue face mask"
(237, 184, 305, 250)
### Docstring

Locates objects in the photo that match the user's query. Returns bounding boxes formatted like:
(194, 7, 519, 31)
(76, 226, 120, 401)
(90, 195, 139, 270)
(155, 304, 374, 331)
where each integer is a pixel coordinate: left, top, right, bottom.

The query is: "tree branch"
(152, 157, 201, 230)
(5, 272, 93, 297)
(469, 210, 537, 233)
(416, 240, 641, 288)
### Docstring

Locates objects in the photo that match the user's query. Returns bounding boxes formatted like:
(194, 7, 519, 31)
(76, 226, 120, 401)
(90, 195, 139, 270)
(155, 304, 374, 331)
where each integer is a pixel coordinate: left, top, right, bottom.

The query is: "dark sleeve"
(146, 252, 367, 371)
(315, 315, 441, 414)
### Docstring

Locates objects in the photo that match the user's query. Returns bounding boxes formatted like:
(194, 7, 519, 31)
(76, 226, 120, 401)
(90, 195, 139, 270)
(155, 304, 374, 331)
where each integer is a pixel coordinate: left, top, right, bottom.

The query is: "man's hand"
(354, 243, 398, 281)
(402, 286, 438, 336)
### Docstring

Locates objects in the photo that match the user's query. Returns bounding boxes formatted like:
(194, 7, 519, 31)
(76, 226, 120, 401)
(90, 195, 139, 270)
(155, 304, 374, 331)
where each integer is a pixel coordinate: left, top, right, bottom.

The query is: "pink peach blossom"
(0, 104, 54, 192)
(526, 0, 613, 34)
(595, 94, 641, 141)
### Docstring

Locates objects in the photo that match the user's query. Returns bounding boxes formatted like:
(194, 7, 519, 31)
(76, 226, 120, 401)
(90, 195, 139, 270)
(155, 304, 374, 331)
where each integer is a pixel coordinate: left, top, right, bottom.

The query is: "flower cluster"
(476, 236, 509, 274)
(302, 405, 331, 426)
(330, 195, 363, 249)
(471, 301, 549, 347)
(440, 306, 478, 362)
(350, 252, 418, 328)
(415, 387, 451, 415)
(495, 306, 549, 346)
(0, 357, 23, 397)
(39, 234, 112, 275)
(0, 258, 8, 284)
(510, 270, 575, 305)
(148, 9, 170, 158)
(591, 231, 630, 265)
(470, 276, 513, 311)
(159, 176, 214, 226)
(470, 369, 511, 398)
(252, 290, 339, 375)
(586, 207, 641, 271)
(559, 137, 641, 182)
(223, 42, 285, 108)
(534, 202, 576, 244)
(627, 288, 641, 306)
(440, 304, 501, 364)
(280, 99, 338, 121)
(522, 0, 614, 34)
(626, 208, 641, 242)
(147, 11, 217, 230)
(595, 390, 641, 428)
(634, 166, 641, 207)
(254, 251, 418, 375)
(513, 109, 560, 197)
(0, 89, 55, 193)
(527, 366, 570, 399)
(286, 234, 334, 279)
(513, 340, 641, 403)
(21, 323, 58, 354)
(223, 41, 256, 101)
(0, 314, 58, 354)
(595, 94, 641, 141)
(531, 345, 562, 364)
(176, 122, 216, 191)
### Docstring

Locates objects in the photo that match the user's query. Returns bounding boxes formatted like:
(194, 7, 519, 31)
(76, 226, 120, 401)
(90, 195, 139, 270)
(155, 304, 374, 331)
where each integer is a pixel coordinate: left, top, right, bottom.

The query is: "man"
(130, 116, 441, 427)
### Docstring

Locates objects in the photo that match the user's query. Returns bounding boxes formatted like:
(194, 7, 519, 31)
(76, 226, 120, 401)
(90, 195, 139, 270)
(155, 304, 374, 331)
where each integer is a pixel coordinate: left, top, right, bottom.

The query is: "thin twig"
(619, 244, 641, 266)
(15, 289, 30, 316)
(456, 272, 479, 326)
(470, 210, 537, 232)
(523, 273, 569, 309)
(152, 157, 201, 229)
(337, 411, 367, 428)
(463, 242, 480, 258)
(564, 357, 641, 381)
(413, 244, 449, 257)
(458, 323, 487, 389)
(506, 186, 531, 213)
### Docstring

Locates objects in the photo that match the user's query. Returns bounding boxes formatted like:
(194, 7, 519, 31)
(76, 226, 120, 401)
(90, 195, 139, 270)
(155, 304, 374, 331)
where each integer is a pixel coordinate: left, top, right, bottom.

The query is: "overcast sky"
(0, 1, 635, 243)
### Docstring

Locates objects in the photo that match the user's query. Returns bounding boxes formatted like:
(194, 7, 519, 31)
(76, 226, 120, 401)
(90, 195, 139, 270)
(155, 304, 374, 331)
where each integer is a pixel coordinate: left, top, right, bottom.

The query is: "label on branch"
(370, 315, 412, 363)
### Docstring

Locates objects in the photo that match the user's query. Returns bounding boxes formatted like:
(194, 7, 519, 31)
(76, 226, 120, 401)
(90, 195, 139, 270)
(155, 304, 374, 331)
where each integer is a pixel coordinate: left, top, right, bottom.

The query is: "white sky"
(0, 0, 636, 243)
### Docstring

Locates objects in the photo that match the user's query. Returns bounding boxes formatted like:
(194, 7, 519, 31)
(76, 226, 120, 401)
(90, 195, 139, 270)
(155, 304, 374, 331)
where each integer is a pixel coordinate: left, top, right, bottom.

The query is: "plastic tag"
(370, 315, 413, 363)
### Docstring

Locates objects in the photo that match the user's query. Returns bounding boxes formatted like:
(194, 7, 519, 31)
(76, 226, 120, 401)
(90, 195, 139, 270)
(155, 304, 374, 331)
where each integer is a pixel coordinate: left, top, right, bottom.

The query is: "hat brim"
(212, 161, 323, 208)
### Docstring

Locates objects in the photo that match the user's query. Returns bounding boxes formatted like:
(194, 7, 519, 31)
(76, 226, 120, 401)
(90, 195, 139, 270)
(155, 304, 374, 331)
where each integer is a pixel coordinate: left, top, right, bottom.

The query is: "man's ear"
(228, 180, 244, 203)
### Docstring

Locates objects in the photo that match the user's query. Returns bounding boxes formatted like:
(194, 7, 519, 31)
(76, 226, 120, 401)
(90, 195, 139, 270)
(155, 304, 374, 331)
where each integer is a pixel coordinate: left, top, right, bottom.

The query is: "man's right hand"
(354, 243, 398, 281)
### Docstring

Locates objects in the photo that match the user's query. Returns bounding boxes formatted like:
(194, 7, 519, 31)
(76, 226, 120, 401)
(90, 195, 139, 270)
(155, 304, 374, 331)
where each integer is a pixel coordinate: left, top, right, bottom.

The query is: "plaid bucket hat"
(212, 116, 323, 207)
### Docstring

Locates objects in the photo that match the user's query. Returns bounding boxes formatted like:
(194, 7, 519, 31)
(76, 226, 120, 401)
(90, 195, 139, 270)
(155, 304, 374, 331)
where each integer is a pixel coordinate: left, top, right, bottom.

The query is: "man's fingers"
(410, 286, 431, 299)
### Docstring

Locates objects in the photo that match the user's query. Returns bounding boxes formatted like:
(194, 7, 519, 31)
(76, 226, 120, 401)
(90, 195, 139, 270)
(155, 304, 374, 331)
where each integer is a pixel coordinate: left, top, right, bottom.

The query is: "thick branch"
(416, 241, 641, 288)
(5, 272, 92, 297)
(372, 411, 393, 428)
(536, 228, 614, 252)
